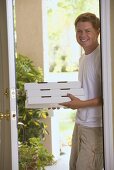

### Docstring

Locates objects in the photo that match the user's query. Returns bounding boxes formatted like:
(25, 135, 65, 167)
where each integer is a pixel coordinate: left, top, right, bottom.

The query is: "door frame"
(100, 0, 114, 169)
(5, 0, 18, 169)
(4, 0, 114, 169)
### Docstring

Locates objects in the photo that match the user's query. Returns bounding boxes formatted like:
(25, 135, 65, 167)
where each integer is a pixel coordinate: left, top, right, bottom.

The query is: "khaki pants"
(69, 123, 103, 170)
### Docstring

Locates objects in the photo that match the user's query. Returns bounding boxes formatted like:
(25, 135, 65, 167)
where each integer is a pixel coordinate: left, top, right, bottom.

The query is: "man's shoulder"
(79, 53, 85, 62)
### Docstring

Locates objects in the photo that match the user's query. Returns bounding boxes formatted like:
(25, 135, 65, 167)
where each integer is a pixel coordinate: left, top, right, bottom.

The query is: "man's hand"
(59, 93, 102, 109)
(59, 93, 83, 109)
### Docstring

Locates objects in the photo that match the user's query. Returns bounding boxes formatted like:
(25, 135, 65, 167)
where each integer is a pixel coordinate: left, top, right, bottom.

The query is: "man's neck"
(84, 43, 99, 55)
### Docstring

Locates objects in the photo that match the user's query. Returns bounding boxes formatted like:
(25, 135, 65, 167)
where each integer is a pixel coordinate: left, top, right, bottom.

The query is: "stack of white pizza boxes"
(24, 81, 85, 109)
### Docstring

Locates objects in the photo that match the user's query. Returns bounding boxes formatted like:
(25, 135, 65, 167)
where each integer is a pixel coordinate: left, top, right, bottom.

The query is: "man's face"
(76, 21, 99, 54)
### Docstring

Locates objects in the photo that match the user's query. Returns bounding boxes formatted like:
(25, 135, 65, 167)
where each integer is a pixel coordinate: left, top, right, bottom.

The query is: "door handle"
(0, 113, 10, 120)
(0, 113, 4, 119)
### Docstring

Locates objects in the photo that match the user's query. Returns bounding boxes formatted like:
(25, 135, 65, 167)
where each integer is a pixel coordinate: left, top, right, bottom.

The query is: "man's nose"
(81, 31, 86, 36)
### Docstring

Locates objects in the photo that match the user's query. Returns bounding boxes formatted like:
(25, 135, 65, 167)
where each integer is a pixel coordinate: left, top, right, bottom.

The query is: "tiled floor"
(45, 146, 71, 170)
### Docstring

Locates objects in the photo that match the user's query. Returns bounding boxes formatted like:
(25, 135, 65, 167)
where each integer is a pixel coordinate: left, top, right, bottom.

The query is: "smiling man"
(60, 13, 103, 170)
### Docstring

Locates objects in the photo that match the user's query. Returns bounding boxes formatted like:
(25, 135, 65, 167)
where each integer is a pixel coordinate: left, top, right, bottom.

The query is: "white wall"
(110, 0, 114, 135)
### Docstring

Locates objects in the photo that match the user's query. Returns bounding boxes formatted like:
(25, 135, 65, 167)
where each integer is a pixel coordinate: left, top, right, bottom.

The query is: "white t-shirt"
(76, 45, 102, 127)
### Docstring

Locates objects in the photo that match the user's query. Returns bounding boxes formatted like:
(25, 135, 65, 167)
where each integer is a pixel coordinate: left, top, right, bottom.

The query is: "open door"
(100, 0, 114, 169)
(0, 0, 18, 170)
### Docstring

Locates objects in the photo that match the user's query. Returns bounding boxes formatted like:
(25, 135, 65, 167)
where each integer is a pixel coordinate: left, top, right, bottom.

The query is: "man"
(60, 12, 103, 170)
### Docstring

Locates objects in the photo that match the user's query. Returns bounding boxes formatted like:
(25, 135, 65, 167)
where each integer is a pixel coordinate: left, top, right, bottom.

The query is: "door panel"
(0, 31, 3, 170)
(0, 0, 11, 168)
(0, 0, 18, 169)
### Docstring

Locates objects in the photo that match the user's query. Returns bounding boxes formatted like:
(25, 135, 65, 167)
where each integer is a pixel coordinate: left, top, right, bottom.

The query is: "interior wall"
(15, 0, 44, 69)
(110, 0, 114, 140)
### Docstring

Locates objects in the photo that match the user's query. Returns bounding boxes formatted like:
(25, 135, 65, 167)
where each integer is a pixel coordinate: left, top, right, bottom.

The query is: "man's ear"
(98, 28, 100, 35)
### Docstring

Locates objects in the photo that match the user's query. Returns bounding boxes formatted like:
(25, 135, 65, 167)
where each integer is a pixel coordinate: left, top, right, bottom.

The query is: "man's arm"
(59, 93, 102, 110)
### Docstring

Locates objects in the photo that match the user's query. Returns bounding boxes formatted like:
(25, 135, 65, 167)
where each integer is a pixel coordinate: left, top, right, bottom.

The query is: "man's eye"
(77, 30, 81, 33)
(86, 30, 91, 32)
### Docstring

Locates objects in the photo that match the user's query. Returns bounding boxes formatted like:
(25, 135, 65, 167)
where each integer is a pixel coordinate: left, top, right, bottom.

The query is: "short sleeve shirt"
(76, 45, 102, 127)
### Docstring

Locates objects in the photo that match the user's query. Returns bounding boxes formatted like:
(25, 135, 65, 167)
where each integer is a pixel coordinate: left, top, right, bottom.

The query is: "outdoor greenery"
(58, 109, 76, 146)
(16, 53, 47, 142)
(16, 54, 54, 169)
(19, 138, 54, 170)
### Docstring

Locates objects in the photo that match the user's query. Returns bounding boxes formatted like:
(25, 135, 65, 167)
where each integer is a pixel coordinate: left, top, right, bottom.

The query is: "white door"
(101, 0, 114, 169)
(0, 0, 18, 170)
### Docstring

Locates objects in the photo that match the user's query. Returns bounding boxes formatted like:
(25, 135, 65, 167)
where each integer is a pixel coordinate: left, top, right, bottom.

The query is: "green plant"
(16, 54, 48, 142)
(16, 54, 54, 169)
(19, 137, 54, 170)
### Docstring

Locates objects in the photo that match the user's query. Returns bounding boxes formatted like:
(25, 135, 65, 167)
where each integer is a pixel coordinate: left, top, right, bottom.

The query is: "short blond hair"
(74, 12, 100, 30)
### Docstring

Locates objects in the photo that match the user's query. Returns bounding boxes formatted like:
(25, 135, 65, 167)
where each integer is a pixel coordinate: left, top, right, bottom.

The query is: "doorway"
(1, 0, 114, 170)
